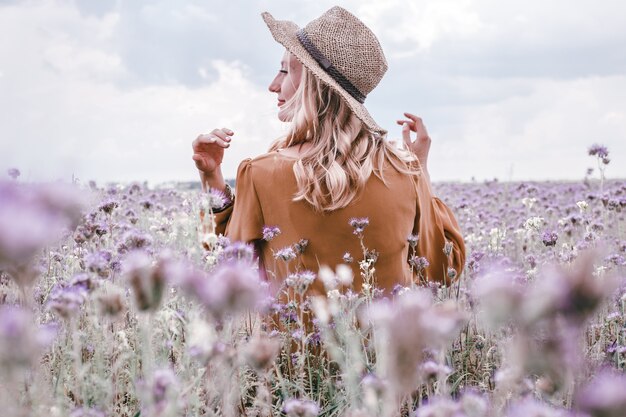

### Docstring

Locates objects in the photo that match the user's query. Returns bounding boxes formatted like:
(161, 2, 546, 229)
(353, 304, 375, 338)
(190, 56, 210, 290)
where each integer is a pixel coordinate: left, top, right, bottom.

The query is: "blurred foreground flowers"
(0, 156, 624, 416)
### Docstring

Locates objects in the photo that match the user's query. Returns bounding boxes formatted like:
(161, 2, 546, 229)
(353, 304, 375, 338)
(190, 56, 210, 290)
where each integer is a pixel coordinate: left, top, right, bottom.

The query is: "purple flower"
(349, 217, 369, 235)
(391, 284, 407, 296)
(505, 398, 569, 417)
(541, 230, 559, 247)
(0, 306, 57, 373)
(215, 235, 230, 248)
(364, 290, 466, 394)
(124, 209, 138, 224)
(576, 369, 626, 417)
(342, 252, 354, 263)
(150, 367, 178, 404)
(243, 333, 281, 370)
(0, 181, 88, 273)
(96, 287, 126, 318)
(605, 254, 625, 266)
(588, 143, 609, 158)
(206, 187, 229, 210)
(525, 254, 537, 269)
(467, 251, 485, 272)
(69, 273, 95, 291)
(140, 199, 153, 210)
(98, 199, 119, 214)
(47, 284, 88, 319)
(282, 398, 319, 417)
(262, 225, 281, 241)
(409, 256, 429, 272)
(275, 246, 297, 262)
(471, 267, 524, 328)
(365, 249, 379, 264)
(126, 182, 142, 195)
(220, 241, 254, 263)
(308, 330, 321, 347)
(414, 397, 460, 417)
(285, 270, 316, 294)
(7, 168, 20, 180)
(123, 251, 169, 312)
(84, 250, 113, 278)
(280, 308, 298, 324)
(117, 229, 153, 253)
(293, 238, 309, 254)
(291, 328, 304, 340)
(407, 233, 419, 248)
(178, 259, 265, 319)
(446, 267, 457, 280)
(205, 262, 265, 317)
(419, 360, 452, 381)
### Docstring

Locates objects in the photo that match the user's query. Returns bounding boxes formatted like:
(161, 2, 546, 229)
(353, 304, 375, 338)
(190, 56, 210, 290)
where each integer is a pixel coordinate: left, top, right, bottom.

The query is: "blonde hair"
(269, 66, 422, 212)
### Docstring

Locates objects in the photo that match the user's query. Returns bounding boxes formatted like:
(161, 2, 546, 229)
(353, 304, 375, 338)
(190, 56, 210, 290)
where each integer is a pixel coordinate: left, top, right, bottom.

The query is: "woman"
(191, 7, 465, 296)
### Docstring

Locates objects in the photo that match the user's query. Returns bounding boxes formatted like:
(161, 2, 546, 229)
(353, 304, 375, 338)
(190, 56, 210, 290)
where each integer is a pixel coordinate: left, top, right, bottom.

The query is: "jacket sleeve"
(412, 172, 466, 285)
(213, 158, 264, 242)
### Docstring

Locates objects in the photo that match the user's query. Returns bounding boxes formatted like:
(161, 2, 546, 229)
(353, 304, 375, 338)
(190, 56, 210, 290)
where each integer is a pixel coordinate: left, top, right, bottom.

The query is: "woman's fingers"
(403, 112, 421, 123)
(399, 113, 429, 139)
(193, 128, 233, 148)
(211, 128, 232, 142)
(401, 122, 412, 148)
(195, 133, 230, 148)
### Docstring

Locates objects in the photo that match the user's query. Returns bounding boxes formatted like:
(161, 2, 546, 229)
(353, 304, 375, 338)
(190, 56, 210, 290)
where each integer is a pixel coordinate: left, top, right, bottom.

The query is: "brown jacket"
(213, 151, 465, 296)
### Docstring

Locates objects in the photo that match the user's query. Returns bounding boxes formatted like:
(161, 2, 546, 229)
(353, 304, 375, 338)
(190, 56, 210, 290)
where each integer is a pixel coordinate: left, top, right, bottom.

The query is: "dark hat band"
(296, 29, 366, 104)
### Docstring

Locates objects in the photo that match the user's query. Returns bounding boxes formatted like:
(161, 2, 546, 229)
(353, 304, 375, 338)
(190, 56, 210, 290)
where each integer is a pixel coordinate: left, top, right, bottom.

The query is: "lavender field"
(0, 148, 625, 417)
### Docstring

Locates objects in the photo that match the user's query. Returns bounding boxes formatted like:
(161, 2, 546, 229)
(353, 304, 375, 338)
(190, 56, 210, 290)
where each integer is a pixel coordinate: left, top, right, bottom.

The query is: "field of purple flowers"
(0, 146, 624, 417)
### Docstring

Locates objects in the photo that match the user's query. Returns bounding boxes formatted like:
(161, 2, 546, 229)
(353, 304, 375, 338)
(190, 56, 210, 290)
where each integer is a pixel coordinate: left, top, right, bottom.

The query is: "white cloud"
(1, 0, 625, 186)
(431, 75, 626, 181)
(357, 0, 483, 55)
(0, 1, 281, 184)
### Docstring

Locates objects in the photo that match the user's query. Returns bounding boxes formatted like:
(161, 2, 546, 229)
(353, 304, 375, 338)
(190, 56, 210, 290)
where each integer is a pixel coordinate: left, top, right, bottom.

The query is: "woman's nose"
(268, 76, 280, 93)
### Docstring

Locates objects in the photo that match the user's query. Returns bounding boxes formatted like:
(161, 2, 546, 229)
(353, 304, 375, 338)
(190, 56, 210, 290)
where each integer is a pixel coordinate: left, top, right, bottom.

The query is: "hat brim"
(262, 12, 387, 135)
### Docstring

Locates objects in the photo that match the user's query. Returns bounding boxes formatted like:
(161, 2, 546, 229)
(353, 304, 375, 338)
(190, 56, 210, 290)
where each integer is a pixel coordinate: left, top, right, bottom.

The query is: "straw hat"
(262, 6, 388, 135)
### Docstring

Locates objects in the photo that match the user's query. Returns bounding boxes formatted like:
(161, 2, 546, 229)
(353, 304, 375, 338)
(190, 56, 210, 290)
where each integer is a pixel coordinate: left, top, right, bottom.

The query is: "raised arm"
(192, 128, 236, 235)
(398, 112, 466, 284)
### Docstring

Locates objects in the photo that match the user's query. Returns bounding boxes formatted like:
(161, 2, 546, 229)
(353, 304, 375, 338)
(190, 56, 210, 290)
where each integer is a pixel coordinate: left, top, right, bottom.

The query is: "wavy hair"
(269, 66, 422, 212)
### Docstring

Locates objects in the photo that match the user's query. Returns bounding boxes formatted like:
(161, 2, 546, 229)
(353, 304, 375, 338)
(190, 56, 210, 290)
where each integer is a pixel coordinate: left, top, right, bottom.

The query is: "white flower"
(464, 233, 483, 245)
(318, 265, 337, 290)
(489, 228, 506, 250)
(336, 264, 353, 286)
(327, 289, 342, 299)
(204, 254, 217, 267)
(521, 197, 537, 209)
(310, 297, 330, 324)
(593, 265, 607, 277)
(359, 259, 373, 271)
(524, 216, 544, 232)
(202, 232, 218, 247)
(576, 200, 589, 212)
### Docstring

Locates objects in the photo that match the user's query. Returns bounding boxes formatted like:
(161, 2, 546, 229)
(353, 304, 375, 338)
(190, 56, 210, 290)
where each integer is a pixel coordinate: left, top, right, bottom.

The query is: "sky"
(1, 0, 625, 185)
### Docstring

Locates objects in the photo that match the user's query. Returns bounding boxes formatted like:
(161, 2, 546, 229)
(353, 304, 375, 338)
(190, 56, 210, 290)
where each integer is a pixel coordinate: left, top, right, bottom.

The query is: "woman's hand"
(396, 112, 431, 171)
(192, 128, 233, 176)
